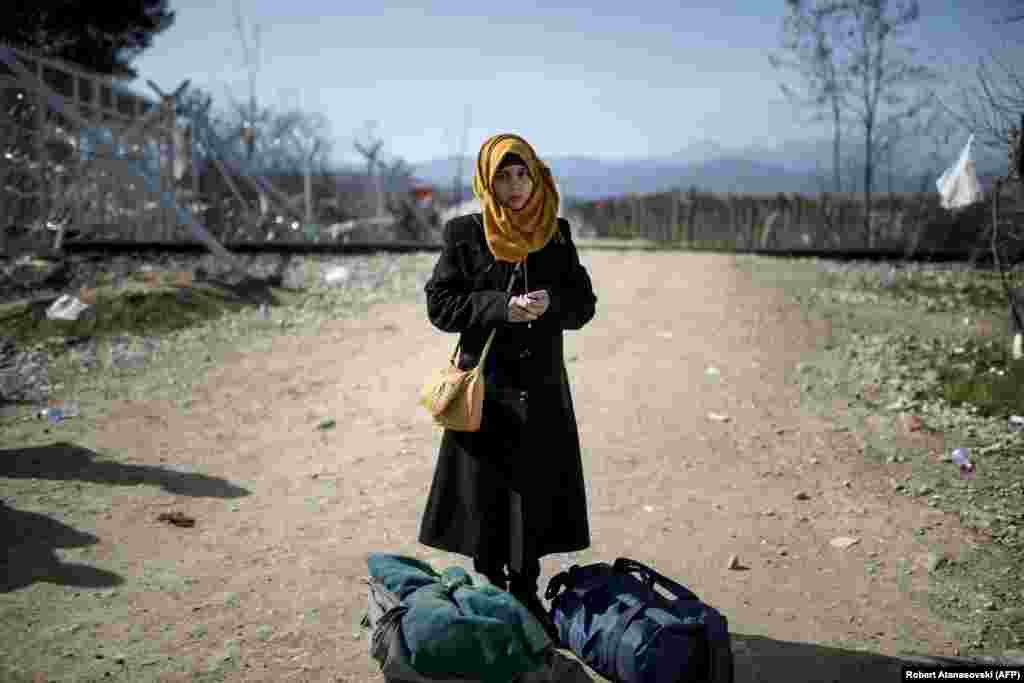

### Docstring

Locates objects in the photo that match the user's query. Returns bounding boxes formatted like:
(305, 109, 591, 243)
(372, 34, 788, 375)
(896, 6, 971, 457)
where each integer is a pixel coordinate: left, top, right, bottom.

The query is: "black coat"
(418, 213, 597, 573)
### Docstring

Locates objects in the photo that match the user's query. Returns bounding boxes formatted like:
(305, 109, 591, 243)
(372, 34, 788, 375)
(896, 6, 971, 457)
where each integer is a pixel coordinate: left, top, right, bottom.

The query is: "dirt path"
(4, 251, 986, 681)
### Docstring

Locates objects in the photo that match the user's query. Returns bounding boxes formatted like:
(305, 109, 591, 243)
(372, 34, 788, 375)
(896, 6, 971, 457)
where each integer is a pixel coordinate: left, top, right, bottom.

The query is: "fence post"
(33, 58, 47, 231)
(686, 188, 697, 246)
(670, 188, 679, 244)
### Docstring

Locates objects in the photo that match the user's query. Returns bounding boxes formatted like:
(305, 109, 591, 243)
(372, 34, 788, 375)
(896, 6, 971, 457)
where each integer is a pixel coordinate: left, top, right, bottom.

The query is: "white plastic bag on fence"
(936, 134, 984, 210)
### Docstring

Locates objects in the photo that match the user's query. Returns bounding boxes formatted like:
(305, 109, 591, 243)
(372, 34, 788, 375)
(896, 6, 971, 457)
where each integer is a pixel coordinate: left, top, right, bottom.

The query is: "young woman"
(418, 133, 597, 635)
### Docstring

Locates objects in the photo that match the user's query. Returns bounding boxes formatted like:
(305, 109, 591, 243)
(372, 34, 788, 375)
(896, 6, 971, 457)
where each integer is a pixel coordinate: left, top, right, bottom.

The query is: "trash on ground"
(37, 401, 79, 423)
(707, 412, 731, 422)
(112, 350, 147, 371)
(900, 414, 923, 432)
(324, 265, 351, 286)
(156, 511, 196, 528)
(950, 447, 977, 480)
(829, 536, 860, 549)
(643, 505, 655, 513)
(45, 294, 91, 321)
(926, 552, 949, 573)
(1009, 415, 1024, 433)
(705, 366, 720, 376)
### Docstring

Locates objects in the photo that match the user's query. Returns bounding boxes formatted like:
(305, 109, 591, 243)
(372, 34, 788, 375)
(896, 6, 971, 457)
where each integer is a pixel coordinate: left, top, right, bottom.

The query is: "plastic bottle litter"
(37, 401, 80, 424)
(950, 447, 976, 480)
(38, 408, 63, 423)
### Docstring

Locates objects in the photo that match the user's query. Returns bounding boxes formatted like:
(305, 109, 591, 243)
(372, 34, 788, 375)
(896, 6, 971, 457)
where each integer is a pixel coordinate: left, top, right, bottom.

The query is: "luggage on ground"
(361, 553, 611, 683)
(544, 558, 734, 683)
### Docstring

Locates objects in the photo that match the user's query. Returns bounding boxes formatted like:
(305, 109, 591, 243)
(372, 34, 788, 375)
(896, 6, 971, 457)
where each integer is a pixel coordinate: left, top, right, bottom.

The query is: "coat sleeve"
(424, 220, 511, 333)
(546, 220, 596, 330)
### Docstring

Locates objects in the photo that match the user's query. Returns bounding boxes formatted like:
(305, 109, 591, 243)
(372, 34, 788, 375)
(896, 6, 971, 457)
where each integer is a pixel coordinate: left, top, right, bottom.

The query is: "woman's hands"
(507, 289, 550, 323)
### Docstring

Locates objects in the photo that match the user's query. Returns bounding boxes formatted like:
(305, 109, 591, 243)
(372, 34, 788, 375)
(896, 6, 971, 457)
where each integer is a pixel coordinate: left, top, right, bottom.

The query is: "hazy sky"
(130, 1, 1024, 167)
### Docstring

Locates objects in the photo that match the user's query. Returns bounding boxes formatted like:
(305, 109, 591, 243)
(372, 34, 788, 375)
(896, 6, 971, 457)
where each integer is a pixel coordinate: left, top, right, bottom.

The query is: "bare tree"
(223, 0, 271, 215)
(232, 0, 261, 163)
(996, 0, 1024, 24)
(825, 0, 940, 247)
(769, 0, 857, 194)
(354, 121, 386, 217)
(933, 49, 1024, 162)
(265, 106, 334, 222)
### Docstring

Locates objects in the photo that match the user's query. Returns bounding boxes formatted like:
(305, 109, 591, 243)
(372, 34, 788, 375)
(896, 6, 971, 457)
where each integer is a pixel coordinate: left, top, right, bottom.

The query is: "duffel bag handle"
(613, 558, 700, 604)
(544, 565, 577, 602)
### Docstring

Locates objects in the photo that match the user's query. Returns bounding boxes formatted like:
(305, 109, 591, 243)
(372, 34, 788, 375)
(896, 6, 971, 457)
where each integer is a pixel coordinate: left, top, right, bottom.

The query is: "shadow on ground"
(0, 442, 250, 498)
(0, 501, 123, 591)
(733, 634, 1022, 682)
(199, 273, 287, 305)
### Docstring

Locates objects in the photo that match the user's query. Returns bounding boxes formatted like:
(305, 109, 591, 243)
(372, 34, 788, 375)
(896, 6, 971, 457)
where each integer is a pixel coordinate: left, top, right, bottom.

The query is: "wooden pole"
(687, 190, 697, 245)
(671, 188, 680, 243)
(34, 58, 46, 232)
(191, 123, 199, 200)
(164, 97, 175, 241)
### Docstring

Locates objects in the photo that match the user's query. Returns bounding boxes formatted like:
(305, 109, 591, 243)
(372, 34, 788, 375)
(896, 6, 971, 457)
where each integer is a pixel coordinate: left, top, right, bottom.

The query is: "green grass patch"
(735, 254, 1024, 656)
(0, 279, 279, 349)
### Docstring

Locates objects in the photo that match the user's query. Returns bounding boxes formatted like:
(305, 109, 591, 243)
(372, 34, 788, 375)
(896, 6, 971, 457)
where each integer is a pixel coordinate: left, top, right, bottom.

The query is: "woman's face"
(493, 163, 534, 211)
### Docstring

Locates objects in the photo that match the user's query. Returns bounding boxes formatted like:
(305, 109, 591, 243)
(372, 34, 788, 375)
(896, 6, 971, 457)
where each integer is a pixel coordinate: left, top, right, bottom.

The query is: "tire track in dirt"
(77, 251, 976, 681)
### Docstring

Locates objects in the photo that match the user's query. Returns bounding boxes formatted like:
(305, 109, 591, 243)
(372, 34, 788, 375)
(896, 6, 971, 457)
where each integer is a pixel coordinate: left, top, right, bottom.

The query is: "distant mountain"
(411, 139, 1009, 202)
(661, 138, 730, 165)
(412, 154, 828, 200)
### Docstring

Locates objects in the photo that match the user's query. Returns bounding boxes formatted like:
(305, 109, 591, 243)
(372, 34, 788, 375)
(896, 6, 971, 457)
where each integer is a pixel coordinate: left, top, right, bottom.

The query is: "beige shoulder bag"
(419, 252, 518, 432)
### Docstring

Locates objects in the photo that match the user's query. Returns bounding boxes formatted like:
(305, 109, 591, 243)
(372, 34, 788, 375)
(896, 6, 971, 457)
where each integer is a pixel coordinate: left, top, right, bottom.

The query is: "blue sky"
(130, 1, 1024, 168)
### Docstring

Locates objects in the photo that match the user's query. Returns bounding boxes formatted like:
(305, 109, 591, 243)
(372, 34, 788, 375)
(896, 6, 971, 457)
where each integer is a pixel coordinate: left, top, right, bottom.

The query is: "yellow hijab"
(471, 133, 561, 263)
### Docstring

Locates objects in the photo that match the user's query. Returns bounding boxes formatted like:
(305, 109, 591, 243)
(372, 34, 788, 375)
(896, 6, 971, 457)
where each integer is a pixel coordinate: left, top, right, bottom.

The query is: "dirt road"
(2, 251, 988, 681)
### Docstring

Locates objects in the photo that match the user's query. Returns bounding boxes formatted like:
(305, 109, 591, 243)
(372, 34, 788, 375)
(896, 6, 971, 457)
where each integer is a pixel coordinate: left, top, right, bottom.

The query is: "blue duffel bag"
(544, 558, 734, 683)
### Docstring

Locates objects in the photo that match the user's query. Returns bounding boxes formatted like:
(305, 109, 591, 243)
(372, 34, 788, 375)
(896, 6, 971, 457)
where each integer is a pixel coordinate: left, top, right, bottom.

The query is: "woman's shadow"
(1, 442, 250, 592)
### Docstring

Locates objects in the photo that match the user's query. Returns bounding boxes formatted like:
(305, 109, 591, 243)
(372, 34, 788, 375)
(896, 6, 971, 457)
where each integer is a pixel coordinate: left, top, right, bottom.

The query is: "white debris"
(829, 537, 860, 549)
(323, 265, 351, 286)
(45, 295, 91, 321)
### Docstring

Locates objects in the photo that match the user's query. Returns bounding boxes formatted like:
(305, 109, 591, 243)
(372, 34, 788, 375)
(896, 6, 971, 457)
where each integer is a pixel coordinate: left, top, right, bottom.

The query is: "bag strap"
(544, 565, 577, 601)
(613, 558, 700, 604)
(449, 220, 520, 367)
